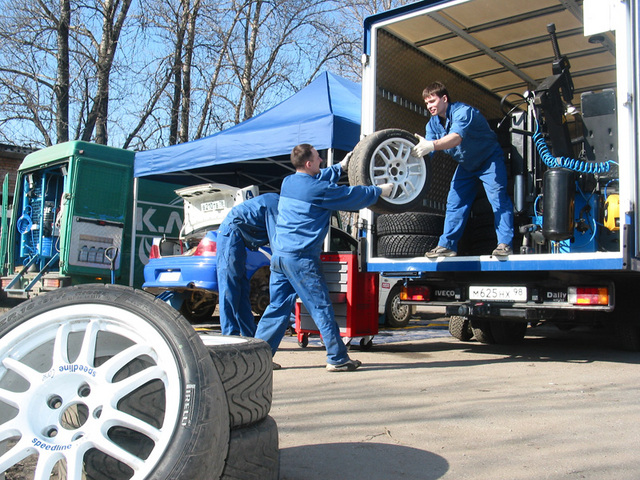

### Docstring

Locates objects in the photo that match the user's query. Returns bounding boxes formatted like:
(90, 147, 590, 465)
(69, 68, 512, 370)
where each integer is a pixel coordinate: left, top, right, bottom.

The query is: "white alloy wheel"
(0, 284, 229, 480)
(349, 129, 430, 214)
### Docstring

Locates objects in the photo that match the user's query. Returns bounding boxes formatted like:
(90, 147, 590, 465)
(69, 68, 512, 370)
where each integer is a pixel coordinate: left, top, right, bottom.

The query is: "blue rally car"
(143, 182, 410, 327)
(143, 183, 271, 323)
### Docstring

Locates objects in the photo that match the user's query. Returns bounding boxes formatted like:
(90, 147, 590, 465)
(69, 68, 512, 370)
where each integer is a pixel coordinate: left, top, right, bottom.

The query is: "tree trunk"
(54, 0, 70, 143)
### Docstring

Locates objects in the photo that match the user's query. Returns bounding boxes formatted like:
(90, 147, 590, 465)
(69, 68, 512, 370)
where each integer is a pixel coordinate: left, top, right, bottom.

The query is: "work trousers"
(439, 155, 514, 251)
(216, 229, 257, 337)
(255, 253, 349, 365)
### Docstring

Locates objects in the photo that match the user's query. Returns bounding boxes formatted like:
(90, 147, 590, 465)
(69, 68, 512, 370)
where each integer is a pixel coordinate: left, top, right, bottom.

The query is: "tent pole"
(129, 177, 139, 287)
(324, 148, 335, 252)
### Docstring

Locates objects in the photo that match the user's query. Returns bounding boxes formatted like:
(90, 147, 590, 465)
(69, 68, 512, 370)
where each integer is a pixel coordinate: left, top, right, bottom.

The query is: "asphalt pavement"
(267, 312, 640, 480)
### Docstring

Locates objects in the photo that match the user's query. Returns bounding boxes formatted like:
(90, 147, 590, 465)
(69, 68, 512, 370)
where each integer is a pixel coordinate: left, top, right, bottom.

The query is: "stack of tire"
(0, 284, 279, 480)
(376, 212, 444, 258)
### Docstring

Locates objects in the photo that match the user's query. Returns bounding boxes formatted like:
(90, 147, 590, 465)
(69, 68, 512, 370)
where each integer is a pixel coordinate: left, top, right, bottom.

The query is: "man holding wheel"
(411, 80, 514, 257)
(255, 144, 393, 371)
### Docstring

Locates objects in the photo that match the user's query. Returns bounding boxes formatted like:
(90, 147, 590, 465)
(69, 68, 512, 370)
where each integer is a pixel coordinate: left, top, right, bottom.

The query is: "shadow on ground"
(279, 442, 449, 480)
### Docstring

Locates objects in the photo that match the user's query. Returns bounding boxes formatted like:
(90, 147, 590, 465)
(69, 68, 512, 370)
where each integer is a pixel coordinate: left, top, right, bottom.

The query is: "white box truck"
(348, 0, 640, 348)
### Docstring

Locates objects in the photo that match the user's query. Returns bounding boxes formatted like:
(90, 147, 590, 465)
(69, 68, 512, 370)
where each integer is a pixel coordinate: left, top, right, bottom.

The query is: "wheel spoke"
(76, 320, 101, 366)
(52, 321, 73, 364)
(1, 357, 40, 394)
(33, 449, 63, 480)
(0, 437, 33, 473)
(102, 407, 162, 441)
(109, 365, 166, 404)
(0, 385, 23, 408)
(98, 344, 156, 383)
(90, 434, 146, 472)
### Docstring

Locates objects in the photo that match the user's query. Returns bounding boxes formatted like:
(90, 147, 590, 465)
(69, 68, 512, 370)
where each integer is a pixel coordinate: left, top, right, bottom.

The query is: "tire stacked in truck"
(376, 212, 444, 257)
(0, 284, 279, 480)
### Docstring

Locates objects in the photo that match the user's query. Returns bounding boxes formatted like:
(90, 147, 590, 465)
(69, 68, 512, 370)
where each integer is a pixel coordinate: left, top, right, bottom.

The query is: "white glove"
(340, 151, 352, 171)
(411, 134, 435, 157)
(379, 183, 394, 198)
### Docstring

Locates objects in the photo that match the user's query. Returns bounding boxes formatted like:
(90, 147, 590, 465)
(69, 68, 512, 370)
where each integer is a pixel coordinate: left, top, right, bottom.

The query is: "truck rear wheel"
(0, 284, 230, 480)
(384, 283, 415, 328)
(348, 129, 430, 214)
(470, 318, 495, 344)
(448, 316, 473, 341)
(490, 320, 527, 344)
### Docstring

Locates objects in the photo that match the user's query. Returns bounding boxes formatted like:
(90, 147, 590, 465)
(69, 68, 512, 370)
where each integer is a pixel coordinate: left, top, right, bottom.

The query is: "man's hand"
(411, 134, 435, 157)
(340, 151, 352, 171)
(379, 183, 394, 198)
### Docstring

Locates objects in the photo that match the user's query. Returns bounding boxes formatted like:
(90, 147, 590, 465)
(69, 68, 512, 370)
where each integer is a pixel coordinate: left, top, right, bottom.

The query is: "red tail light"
(149, 244, 161, 259)
(194, 236, 217, 256)
(401, 285, 431, 301)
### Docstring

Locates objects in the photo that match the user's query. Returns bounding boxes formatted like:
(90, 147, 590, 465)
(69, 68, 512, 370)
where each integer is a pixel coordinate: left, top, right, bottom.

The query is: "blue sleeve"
(320, 183, 381, 212)
(317, 164, 343, 183)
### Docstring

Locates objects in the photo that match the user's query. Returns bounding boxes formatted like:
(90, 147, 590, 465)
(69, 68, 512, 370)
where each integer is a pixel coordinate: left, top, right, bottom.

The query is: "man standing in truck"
(217, 192, 279, 337)
(255, 144, 393, 371)
(411, 81, 514, 257)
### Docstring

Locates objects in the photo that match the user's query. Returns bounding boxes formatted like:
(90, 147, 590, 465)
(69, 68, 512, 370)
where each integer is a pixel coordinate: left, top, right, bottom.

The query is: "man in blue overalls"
(216, 192, 279, 337)
(255, 144, 393, 372)
(411, 81, 514, 257)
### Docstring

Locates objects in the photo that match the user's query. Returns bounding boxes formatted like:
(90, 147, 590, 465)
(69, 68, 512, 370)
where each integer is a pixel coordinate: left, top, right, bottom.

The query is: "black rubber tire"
(384, 283, 415, 328)
(377, 234, 439, 258)
(490, 320, 527, 344)
(448, 316, 473, 341)
(470, 317, 495, 344)
(348, 128, 430, 214)
(0, 284, 230, 480)
(250, 267, 271, 317)
(199, 333, 273, 429)
(377, 212, 445, 236)
(180, 290, 217, 323)
(221, 416, 280, 480)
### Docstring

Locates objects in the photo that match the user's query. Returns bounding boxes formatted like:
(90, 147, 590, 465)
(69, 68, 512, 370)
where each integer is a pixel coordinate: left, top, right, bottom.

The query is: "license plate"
(201, 200, 225, 212)
(469, 286, 527, 302)
(158, 271, 181, 282)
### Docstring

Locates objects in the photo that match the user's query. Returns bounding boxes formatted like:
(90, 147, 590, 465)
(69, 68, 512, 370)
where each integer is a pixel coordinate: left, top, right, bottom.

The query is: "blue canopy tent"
(129, 72, 361, 284)
(133, 71, 361, 191)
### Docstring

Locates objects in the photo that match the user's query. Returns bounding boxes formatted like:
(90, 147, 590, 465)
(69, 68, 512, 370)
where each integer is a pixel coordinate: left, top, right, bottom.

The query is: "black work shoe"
(425, 246, 457, 258)
(326, 359, 362, 372)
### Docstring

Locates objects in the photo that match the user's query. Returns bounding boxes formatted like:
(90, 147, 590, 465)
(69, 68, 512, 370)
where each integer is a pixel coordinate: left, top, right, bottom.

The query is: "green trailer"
(0, 141, 181, 300)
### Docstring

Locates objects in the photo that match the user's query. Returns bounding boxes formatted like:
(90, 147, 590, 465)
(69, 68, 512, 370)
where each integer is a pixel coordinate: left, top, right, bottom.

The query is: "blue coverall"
(254, 164, 381, 365)
(216, 193, 279, 337)
(426, 102, 514, 251)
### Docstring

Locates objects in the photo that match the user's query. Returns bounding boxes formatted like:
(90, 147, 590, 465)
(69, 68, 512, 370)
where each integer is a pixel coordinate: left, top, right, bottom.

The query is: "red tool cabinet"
(295, 252, 378, 349)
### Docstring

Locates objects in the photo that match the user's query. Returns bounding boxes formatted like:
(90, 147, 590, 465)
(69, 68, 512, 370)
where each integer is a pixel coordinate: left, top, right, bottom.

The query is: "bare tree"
(79, 0, 134, 144)
(0, 0, 411, 149)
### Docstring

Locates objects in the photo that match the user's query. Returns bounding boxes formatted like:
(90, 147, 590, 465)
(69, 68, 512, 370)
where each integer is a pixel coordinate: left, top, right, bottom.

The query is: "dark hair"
(291, 143, 315, 168)
(422, 81, 451, 102)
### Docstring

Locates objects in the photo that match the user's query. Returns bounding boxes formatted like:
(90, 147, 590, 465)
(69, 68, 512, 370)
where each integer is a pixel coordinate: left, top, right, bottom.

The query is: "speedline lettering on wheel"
(58, 363, 96, 377)
(181, 383, 196, 426)
(31, 438, 72, 451)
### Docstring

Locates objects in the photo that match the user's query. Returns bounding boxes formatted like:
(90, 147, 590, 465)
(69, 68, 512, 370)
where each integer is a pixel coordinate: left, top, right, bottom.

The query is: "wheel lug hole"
(78, 383, 91, 398)
(47, 395, 63, 409)
(44, 426, 58, 438)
